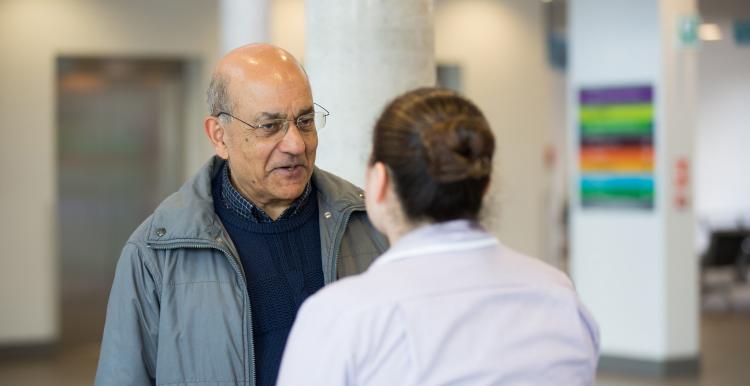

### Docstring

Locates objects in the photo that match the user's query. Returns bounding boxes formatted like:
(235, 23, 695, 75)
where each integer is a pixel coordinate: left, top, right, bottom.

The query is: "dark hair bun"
(371, 87, 495, 222)
(423, 117, 493, 184)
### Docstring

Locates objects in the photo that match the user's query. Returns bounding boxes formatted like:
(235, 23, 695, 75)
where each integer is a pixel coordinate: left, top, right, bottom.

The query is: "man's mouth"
(272, 164, 305, 174)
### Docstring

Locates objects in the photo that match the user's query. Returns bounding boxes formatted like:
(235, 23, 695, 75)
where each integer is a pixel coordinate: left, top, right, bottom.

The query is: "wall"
(270, 0, 305, 60)
(696, 0, 750, 233)
(435, 0, 553, 259)
(0, 0, 219, 345)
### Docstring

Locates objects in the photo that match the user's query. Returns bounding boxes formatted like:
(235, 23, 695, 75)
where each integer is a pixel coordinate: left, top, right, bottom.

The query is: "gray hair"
(207, 73, 232, 124)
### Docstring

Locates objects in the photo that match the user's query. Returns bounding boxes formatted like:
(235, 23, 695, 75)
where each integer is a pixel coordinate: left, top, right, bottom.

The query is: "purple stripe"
(579, 86, 653, 105)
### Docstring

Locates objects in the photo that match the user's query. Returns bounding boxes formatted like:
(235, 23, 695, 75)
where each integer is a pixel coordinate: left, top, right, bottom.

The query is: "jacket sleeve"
(95, 242, 161, 386)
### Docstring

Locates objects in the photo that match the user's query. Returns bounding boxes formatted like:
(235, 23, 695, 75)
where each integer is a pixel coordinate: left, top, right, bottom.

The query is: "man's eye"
(258, 121, 281, 132)
(297, 116, 315, 129)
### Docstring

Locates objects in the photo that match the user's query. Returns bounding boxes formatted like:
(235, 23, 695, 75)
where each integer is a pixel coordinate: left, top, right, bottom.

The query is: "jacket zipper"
(148, 241, 256, 386)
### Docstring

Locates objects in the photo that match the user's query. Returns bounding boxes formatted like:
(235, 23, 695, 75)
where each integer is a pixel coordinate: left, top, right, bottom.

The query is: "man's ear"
(204, 115, 229, 159)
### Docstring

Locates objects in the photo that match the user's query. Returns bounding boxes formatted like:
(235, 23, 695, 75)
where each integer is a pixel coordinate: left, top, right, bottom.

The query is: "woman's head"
(366, 87, 495, 235)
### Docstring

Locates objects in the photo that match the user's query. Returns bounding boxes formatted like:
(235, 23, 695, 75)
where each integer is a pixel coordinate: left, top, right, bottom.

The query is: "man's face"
(223, 76, 317, 208)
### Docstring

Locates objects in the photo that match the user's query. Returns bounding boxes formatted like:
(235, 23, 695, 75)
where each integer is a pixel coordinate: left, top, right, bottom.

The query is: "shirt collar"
(371, 220, 498, 268)
(220, 162, 313, 223)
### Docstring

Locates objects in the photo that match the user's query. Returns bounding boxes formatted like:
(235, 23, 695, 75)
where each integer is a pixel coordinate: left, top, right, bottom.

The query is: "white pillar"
(305, 0, 436, 187)
(569, 0, 699, 376)
(220, 0, 270, 53)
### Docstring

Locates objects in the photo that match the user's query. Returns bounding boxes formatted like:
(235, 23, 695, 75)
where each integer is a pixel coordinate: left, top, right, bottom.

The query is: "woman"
(277, 88, 599, 385)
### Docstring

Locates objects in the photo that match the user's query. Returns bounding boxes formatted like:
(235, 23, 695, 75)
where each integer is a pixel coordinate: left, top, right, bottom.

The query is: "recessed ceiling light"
(699, 23, 722, 41)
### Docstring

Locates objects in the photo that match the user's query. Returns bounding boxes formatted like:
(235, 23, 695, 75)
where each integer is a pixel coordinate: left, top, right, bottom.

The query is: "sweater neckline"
(214, 175, 319, 235)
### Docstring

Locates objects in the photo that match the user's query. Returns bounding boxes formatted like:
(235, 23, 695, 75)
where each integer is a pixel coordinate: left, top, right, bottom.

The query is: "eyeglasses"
(215, 103, 330, 139)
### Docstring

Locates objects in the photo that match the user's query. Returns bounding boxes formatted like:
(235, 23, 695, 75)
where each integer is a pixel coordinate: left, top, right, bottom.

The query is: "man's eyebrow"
(296, 106, 314, 116)
(254, 106, 313, 121)
(255, 111, 286, 120)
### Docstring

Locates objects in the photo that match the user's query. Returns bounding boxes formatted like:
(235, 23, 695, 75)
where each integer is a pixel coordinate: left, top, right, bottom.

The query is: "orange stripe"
(580, 146, 654, 172)
(580, 160, 653, 172)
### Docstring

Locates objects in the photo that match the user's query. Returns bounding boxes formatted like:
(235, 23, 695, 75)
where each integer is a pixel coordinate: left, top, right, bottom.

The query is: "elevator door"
(57, 57, 185, 344)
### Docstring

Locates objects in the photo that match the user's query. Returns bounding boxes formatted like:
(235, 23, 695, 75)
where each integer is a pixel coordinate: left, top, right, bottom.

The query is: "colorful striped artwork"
(579, 85, 654, 209)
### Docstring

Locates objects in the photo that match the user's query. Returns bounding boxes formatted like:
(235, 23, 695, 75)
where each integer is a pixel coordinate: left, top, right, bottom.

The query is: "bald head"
(207, 44, 310, 119)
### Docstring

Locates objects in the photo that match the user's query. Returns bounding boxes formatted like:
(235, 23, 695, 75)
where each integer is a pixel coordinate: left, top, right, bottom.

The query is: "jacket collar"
(145, 156, 366, 246)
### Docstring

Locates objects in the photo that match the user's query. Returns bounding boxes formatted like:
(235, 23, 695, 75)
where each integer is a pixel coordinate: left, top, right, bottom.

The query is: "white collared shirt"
(277, 220, 599, 386)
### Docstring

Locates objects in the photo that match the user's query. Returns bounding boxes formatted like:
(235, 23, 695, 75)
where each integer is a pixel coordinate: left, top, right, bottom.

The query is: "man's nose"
(277, 121, 306, 154)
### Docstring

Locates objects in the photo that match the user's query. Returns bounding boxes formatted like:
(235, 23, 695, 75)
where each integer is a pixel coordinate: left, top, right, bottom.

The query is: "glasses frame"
(215, 102, 330, 137)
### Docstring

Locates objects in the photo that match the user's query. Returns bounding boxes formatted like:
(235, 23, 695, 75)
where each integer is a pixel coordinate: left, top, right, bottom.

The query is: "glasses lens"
(296, 114, 316, 131)
(314, 112, 327, 130)
(255, 119, 287, 137)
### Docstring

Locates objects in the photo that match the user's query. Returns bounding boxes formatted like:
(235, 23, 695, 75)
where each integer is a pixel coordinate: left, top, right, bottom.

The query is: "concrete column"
(569, 0, 699, 376)
(305, 0, 436, 187)
(220, 0, 270, 53)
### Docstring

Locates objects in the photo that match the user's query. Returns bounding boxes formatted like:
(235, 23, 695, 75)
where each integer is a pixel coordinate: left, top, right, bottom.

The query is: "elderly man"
(95, 44, 387, 386)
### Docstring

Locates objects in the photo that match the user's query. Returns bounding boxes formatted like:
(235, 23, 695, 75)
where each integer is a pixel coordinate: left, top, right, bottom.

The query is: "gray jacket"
(95, 157, 388, 386)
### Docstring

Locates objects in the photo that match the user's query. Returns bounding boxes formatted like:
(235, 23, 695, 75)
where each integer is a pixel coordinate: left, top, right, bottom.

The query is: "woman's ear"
(483, 177, 492, 197)
(371, 162, 389, 204)
(365, 161, 391, 236)
(364, 162, 388, 235)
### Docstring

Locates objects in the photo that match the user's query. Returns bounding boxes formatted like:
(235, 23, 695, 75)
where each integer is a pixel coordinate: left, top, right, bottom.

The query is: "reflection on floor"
(598, 267, 750, 386)
(0, 342, 99, 386)
(598, 312, 750, 386)
(0, 313, 748, 385)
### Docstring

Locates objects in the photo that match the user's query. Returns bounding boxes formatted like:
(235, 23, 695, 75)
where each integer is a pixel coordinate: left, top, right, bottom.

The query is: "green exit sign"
(678, 15, 700, 47)
(735, 20, 750, 45)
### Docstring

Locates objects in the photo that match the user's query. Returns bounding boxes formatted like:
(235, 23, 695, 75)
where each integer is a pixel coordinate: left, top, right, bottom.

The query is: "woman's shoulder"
(302, 268, 401, 317)
(494, 243, 577, 292)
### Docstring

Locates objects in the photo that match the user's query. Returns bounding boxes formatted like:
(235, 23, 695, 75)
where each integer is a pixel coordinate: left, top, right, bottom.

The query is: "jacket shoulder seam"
(124, 241, 164, 297)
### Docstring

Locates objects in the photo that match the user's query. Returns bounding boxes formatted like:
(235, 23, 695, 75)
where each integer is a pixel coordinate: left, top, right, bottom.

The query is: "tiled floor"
(1, 313, 748, 385)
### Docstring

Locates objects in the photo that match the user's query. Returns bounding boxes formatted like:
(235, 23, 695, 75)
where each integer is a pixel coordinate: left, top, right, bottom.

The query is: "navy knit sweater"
(212, 172, 324, 386)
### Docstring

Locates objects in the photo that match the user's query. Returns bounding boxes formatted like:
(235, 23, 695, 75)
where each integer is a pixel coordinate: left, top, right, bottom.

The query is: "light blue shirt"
(278, 220, 600, 386)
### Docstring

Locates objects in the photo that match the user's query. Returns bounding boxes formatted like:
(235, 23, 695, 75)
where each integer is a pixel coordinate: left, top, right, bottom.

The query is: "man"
(95, 44, 387, 386)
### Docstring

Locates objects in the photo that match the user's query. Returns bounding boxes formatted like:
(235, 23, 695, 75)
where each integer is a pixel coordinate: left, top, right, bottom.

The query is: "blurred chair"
(700, 228, 750, 310)
(701, 229, 750, 282)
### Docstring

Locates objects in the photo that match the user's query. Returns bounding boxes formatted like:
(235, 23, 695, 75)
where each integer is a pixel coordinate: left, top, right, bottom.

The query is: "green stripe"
(580, 103, 653, 125)
(581, 189, 653, 200)
(581, 120, 653, 136)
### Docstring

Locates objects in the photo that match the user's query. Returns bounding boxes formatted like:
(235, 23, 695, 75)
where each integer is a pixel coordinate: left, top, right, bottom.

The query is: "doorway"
(56, 57, 186, 345)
